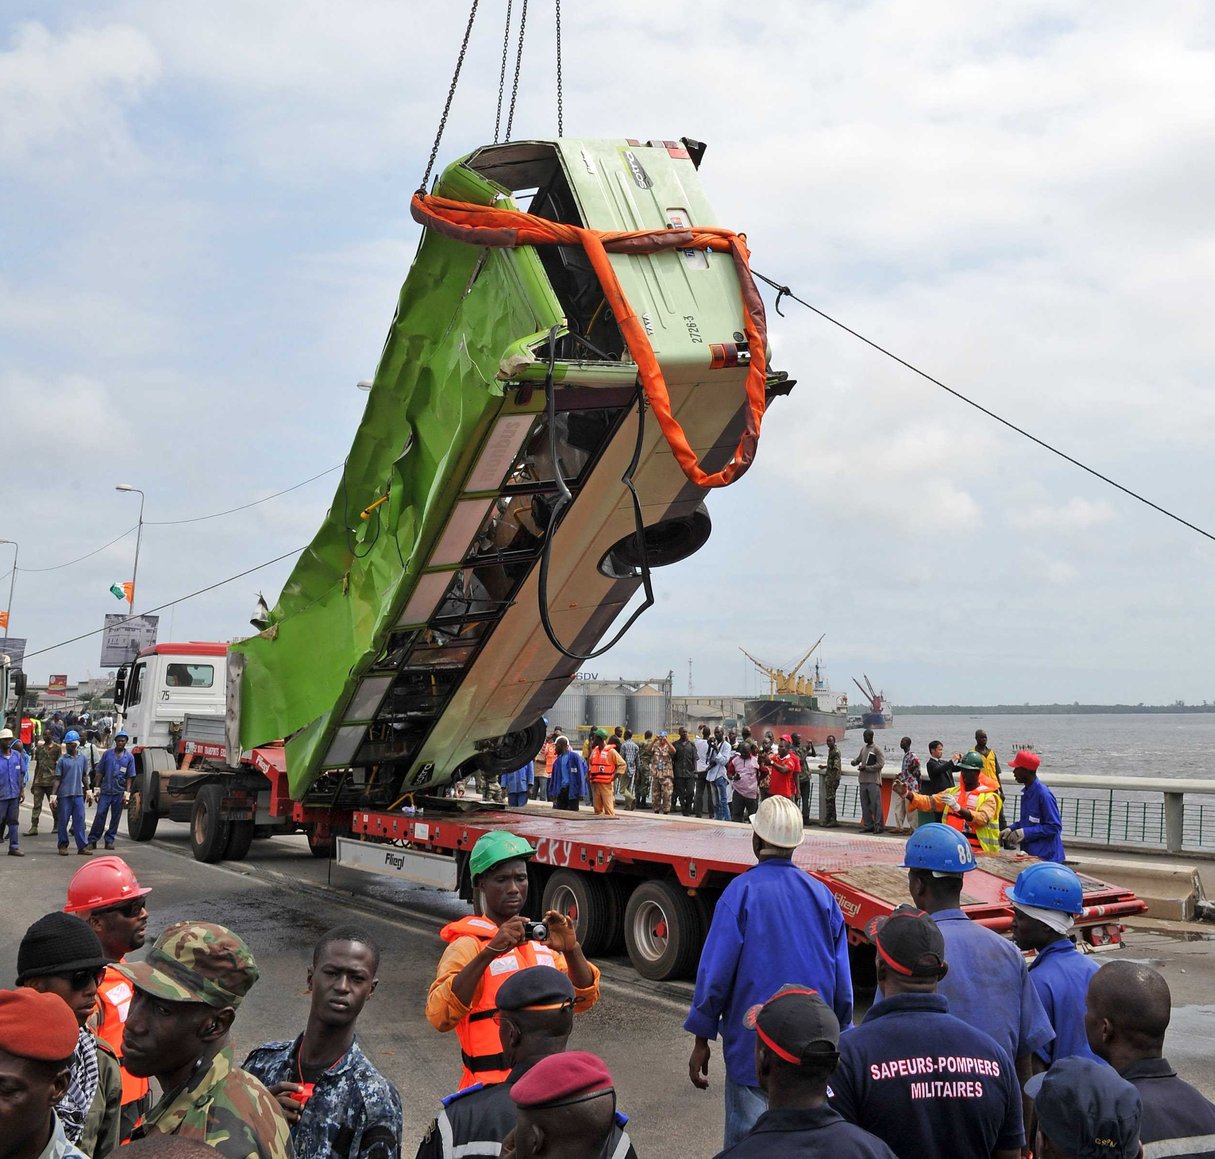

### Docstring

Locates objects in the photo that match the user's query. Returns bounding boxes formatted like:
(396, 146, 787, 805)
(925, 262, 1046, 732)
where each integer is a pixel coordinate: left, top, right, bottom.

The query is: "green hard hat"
(470, 831, 536, 881)
(593, 728, 608, 739)
(959, 751, 986, 771)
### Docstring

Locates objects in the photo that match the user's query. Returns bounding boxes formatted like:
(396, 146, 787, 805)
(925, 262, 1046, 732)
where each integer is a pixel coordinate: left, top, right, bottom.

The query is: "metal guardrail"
(800, 772, 1215, 855)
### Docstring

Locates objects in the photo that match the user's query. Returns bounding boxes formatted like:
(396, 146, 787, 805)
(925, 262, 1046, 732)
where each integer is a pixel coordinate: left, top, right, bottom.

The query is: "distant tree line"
(896, 702, 1215, 715)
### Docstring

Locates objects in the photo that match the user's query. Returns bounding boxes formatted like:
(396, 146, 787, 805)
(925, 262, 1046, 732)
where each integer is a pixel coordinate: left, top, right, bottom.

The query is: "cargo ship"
(741, 637, 849, 746)
(853, 674, 893, 730)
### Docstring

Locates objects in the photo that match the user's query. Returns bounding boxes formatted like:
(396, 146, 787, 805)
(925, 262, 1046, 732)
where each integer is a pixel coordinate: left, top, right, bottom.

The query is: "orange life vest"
(588, 747, 617, 784)
(943, 786, 1001, 853)
(94, 963, 151, 1107)
(439, 916, 561, 1088)
(541, 741, 557, 779)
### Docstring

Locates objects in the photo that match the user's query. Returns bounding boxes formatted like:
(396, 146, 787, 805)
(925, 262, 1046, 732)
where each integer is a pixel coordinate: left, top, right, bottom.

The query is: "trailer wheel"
(307, 829, 335, 859)
(624, 880, 702, 981)
(190, 785, 231, 863)
(224, 820, 255, 862)
(542, 870, 619, 958)
(126, 778, 159, 842)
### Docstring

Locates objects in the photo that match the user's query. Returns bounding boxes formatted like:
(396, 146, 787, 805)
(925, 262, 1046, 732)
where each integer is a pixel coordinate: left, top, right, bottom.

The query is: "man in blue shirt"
(244, 927, 402, 1159)
(713, 986, 895, 1159)
(52, 730, 94, 856)
(1000, 750, 1064, 862)
(686, 795, 853, 1150)
(1008, 862, 1100, 1065)
(0, 727, 29, 856)
(829, 908, 1024, 1159)
(903, 825, 1053, 1138)
(87, 731, 137, 851)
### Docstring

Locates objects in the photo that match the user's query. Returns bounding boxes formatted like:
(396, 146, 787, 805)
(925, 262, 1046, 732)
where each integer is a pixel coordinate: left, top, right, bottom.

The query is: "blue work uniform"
(1010, 778, 1064, 861)
(1027, 937, 1101, 1065)
(0, 747, 29, 851)
(1120, 1056, 1215, 1159)
(548, 751, 588, 808)
(55, 751, 91, 851)
(712, 1105, 897, 1158)
(243, 1036, 402, 1159)
(930, 909, 1054, 1066)
(829, 992, 1025, 1159)
(685, 857, 853, 1094)
(88, 748, 137, 847)
(500, 763, 534, 808)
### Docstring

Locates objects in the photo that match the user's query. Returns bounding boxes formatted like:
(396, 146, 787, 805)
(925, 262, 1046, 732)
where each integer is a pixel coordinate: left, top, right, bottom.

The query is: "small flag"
(110, 583, 125, 601)
(122, 581, 134, 605)
(0, 611, 7, 629)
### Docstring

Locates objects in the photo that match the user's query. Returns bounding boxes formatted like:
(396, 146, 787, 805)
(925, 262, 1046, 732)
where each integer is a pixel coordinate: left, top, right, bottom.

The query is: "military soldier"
(118, 921, 292, 1159)
(26, 733, 61, 835)
(823, 735, 842, 828)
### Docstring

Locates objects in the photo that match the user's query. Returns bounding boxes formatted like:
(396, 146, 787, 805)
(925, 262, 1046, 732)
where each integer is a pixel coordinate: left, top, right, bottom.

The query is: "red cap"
(510, 1051, 614, 1109)
(1009, 751, 1041, 773)
(0, 989, 79, 1060)
(779, 734, 793, 742)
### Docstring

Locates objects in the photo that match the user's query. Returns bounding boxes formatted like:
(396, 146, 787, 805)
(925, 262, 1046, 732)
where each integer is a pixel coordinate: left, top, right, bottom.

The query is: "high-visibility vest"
(541, 741, 557, 779)
(588, 747, 616, 784)
(94, 964, 151, 1107)
(943, 786, 1001, 853)
(439, 916, 560, 1088)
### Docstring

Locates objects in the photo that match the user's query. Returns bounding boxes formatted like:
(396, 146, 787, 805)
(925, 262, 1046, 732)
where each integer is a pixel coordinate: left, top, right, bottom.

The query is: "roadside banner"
(100, 614, 159, 668)
(48, 674, 68, 697)
(0, 638, 27, 672)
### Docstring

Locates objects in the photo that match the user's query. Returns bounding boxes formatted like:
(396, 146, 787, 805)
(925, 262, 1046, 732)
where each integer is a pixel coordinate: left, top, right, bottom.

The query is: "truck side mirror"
(114, 665, 129, 705)
(12, 672, 26, 698)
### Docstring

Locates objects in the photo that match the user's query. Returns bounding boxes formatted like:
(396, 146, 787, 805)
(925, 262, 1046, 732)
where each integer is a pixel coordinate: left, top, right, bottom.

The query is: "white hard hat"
(0, 729, 13, 740)
(750, 795, 805, 849)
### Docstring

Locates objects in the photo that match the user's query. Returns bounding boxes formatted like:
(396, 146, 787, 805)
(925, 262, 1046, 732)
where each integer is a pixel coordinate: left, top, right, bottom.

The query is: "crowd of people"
(488, 723, 1066, 863)
(7, 813, 1214, 1159)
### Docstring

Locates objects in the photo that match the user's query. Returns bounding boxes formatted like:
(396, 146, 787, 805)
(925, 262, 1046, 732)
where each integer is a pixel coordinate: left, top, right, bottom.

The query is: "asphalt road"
(4, 803, 1214, 1159)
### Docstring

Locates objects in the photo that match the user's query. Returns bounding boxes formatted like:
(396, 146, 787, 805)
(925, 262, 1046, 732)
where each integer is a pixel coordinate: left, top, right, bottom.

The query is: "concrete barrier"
(1071, 855, 1205, 922)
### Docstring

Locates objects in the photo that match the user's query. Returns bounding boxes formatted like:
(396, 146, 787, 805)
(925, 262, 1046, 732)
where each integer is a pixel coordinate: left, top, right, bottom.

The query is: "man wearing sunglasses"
(66, 857, 154, 1140)
(16, 912, 123, 1157)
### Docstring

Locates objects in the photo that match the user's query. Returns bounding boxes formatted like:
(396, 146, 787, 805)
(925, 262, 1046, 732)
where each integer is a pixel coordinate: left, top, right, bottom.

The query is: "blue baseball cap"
(1025, 1057, 1141, 1159)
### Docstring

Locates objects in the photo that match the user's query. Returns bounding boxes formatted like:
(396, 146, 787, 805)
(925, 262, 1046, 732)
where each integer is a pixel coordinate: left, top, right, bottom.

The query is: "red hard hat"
(1009, 750, 1041, 773)
(64, 856, 152, 914)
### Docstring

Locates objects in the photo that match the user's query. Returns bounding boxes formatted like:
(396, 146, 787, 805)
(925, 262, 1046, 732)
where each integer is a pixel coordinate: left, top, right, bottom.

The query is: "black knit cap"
(17, 913, 107, 983)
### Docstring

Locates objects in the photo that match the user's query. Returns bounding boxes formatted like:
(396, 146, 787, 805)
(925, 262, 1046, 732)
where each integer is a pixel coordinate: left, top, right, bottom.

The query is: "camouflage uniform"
(243, 1036, 401, 1159)
(117, 921, 293, 1159)
(27, 739, 60, 831)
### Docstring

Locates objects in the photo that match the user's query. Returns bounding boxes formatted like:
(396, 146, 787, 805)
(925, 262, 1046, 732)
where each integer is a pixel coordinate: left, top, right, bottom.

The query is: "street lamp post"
(0, 539, 16, 641)
(115, 485, 145, 615)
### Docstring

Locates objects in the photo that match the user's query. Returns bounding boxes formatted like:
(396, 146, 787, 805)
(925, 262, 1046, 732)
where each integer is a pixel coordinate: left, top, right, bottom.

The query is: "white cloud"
(1009, 497, 1117, 532)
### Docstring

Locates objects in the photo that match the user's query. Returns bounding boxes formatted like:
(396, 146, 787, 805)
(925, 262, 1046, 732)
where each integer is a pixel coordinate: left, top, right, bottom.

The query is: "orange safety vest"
(541, 741, 557, 780)
(942, 786, 1001, 853)
(588, 747, 617, 784)
(94, 963, 151, 1108)
(439, 916, 561, 1089)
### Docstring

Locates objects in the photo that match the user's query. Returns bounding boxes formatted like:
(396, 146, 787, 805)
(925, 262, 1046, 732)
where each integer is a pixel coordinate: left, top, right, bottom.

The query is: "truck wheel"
(307, 829, 335, 859)
(542, 870, 619, 957)
(224, 820, 255, 862)
(624, 880, 702, 981)
(190, 785, 231, 863)
(126, 780, 159, 842)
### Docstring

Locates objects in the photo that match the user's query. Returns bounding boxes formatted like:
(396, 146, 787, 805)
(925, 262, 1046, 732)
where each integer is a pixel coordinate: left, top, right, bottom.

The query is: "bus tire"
(190, 785, 231, 863)
(624, 879, 701, 981)
(542, 870, 617, 958)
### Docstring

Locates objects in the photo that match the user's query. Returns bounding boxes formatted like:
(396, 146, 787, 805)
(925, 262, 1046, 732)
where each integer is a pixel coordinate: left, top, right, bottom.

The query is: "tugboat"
(742, 636, 849, 746)
(852, 675, 893, 730)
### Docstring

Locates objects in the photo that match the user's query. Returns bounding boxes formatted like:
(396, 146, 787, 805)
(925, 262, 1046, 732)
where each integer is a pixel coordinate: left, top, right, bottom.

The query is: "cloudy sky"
(3, 2, 1213, 705)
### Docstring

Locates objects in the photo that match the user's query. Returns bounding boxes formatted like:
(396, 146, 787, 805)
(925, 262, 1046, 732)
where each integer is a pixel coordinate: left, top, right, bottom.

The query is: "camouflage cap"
(115, 920, 259, 1009)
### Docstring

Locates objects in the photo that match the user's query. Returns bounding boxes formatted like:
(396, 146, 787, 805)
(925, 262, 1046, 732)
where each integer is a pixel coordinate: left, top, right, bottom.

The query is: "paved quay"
(2, 800, 1213, 1158)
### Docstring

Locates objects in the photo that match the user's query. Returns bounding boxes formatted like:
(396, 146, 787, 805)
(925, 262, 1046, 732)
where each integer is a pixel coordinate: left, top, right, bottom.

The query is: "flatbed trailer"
(340, 795, 1147, 982)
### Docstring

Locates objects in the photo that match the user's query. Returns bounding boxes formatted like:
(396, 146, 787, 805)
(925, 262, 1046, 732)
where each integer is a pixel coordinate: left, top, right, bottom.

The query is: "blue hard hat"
(115, 730, 129, 739)
(900, 823, 977, 874)
(64, 730, 81, 743)
(1008, 862, 1084, 915)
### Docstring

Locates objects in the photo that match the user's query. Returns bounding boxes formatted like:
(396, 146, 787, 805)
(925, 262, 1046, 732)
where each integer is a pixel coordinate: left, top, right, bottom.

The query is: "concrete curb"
(1072, 854, 1206, 921)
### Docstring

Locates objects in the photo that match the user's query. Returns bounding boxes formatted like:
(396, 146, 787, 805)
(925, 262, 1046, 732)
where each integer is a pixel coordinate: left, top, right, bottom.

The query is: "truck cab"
(115, 643, 228, 752)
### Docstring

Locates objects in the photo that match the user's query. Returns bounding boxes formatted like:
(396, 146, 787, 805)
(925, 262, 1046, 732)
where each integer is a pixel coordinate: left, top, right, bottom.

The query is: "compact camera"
(523, 920, 549, 942)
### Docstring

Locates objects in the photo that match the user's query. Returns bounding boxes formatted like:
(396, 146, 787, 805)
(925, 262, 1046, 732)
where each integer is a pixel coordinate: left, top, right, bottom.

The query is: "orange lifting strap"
(411, 191, 769, 489)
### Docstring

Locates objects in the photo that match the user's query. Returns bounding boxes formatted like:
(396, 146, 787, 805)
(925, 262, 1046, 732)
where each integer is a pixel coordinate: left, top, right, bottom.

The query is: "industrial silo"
(628, 683, 668, 736)
(549, 683, 587, 736)
(586, 682, 629, 734)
